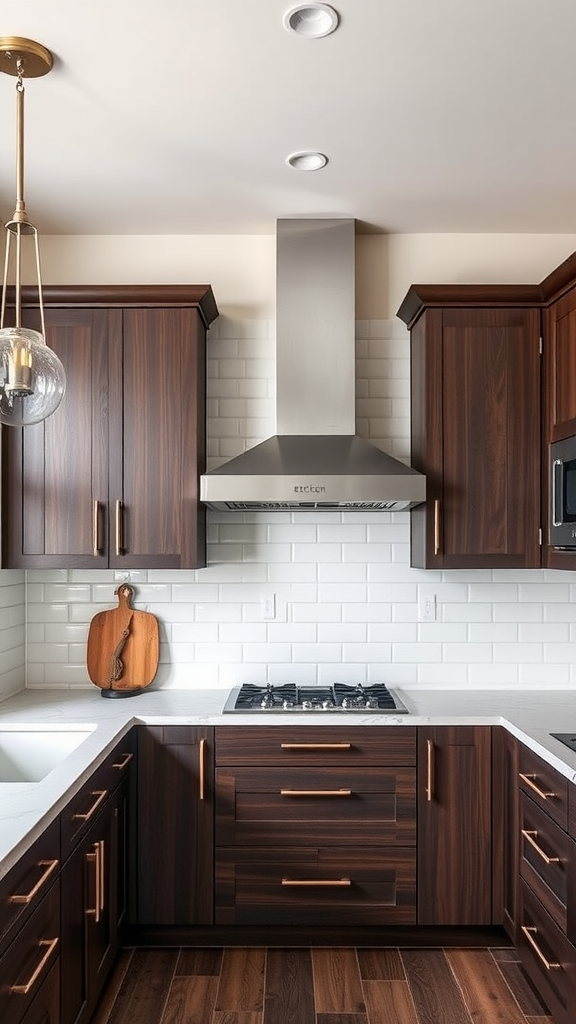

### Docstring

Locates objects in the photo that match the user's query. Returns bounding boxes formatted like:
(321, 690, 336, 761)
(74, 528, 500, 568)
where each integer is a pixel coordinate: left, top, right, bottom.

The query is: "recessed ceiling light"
(286, 150, 329, 171)
(283, 4, 339, 39)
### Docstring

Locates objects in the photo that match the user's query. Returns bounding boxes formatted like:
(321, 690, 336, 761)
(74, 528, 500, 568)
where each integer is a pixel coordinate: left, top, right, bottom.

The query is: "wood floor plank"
(401, 950, 473, 1024)
(490, 948, 521, 964)
(176, 948, 223, 976)
(264, 948, 315, 1024)
(91, 949, 134, 1024)
(215, 948, 266, 1013)
(362, 980, 418, 1024)
(161, 976, 218, 1024)
(492, 958, 553, 1017)
(446, 949, 527, 1024)
(213, 1014, 262, 1024)
(316, 1015, 368, 1024)
(357, 949, 405, 981)
(312, 948, 366, 1014)
(102, 949, 179, 1024)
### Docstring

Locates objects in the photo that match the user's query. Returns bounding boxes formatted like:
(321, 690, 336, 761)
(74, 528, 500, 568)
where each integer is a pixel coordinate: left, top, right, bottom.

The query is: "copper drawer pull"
(280, 788, 351, 797)
(281, 878, 351, 887)
(11, 937, 58, 994)
(199, 738, 206, 802)
(9, 859, 59, 904)
(98, 840, 105, 912)
(92, 500, 101, 557)
(519, 773, 556, 800)
(112, 752, 133, 770)
(115, 499, 124, 556)
(72, 789, 107, 822)
(521, 829, 561, 865)
(521, 925, 561, 970)
(86, 844, 101, 923)
(280, 743, 352, 750)
(426, 739, 434, 802)
(434, 499, 441, 555)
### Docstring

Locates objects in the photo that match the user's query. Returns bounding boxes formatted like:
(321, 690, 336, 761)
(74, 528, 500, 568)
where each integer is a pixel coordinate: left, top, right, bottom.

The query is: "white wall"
(4, 231, 576, 696)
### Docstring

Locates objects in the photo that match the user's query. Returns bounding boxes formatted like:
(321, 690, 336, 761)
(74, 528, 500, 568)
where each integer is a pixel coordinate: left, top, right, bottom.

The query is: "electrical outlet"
(419, 593, 437, 622)
(260, 593, 276, 620)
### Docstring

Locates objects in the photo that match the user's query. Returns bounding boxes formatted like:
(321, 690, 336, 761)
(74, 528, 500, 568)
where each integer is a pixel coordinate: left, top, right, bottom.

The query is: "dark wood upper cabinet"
(544, 286, 576, 444)
(1, 285, 217, 569)
(400, 298, 542, 569)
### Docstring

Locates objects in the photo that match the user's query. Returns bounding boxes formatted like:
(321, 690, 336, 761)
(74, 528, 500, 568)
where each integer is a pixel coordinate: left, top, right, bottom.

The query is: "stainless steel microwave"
(550, 436, 576, 547)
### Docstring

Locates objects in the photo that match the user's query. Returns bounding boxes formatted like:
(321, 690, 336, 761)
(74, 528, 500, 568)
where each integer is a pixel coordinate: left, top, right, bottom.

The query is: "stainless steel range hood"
(200, 218, 425, 511)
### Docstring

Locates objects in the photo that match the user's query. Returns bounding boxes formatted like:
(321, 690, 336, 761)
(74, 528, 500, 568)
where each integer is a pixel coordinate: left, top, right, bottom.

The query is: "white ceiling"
(1, 0, 575, 236)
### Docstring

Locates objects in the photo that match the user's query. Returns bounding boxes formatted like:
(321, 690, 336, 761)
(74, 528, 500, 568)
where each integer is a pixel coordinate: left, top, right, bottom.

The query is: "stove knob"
(283, 699, 294, 709)
(341, 698, 352, 708)
(322, 699, 335, 709)
(302, 700, 313, 709)
(260, 695, 274, 708)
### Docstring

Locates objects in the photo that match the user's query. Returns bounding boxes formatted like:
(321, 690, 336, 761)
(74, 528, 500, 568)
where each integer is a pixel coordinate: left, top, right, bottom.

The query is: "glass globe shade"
(0, 327, 66, 426)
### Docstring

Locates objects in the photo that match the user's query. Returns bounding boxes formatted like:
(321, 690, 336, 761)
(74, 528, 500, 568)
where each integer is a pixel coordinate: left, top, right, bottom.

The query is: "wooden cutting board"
(87, 584, 159, 696)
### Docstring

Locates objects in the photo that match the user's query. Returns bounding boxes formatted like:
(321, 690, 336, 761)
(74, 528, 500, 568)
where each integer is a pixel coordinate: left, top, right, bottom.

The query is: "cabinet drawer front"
(519, 747, 568, 829)
(215, 846, 416, 927)
(61, 735, 134, 855)
(0, 819, 60, 959)
(0, 880, 60, 1024)
(215, 726, 416, 766)
(216, 766, 416, 846)
(519, 880, 576, 1024)
(520, 792, 572, 931)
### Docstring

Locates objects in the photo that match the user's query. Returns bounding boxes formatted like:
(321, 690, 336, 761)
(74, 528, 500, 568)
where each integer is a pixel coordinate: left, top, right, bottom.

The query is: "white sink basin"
(0, 726, 96, 782)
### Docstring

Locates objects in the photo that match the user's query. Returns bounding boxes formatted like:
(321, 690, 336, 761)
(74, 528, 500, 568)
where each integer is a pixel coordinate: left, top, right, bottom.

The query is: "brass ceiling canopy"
(0, 37, 53, 78)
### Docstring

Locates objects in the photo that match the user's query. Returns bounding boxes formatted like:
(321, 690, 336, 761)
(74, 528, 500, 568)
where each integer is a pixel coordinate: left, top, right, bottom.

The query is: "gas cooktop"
(222, 682, 409, 714)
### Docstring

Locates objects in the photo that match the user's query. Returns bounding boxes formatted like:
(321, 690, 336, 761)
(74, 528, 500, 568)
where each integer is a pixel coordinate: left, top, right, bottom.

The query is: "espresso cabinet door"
(136, 726, 214, 926)
(2, 308, 111, 568)
(407, 304, 541, 568)
(108, 307, 206, 569)
(417, 726, 492, 925)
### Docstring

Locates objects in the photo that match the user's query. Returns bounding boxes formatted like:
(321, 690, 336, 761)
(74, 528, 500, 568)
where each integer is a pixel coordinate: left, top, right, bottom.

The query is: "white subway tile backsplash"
(1, 315, 574, 696)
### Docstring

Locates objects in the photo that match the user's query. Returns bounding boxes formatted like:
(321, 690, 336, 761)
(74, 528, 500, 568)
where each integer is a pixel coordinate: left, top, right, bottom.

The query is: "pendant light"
(0, 37, 65, 427)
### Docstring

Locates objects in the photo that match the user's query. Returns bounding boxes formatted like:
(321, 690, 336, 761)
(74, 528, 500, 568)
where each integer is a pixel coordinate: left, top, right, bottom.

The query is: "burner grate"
(222, 682, 409, 714)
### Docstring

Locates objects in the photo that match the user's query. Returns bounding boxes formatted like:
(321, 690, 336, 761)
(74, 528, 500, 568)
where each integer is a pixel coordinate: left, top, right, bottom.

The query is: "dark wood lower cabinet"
(492, 725, 520, 939)
(417, 726, 492, 926)
(60, 794, 116, 1024)
(135, 726, 214, 926)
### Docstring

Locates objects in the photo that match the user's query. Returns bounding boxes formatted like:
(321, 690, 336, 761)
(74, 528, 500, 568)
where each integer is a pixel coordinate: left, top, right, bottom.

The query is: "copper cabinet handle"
(199, 738, 206, 801)
(280, 788, 352, 797)
(72, 789, 107, 822)
(85, 846, 100, 923)
(426, 739, 434, 801)
(519, 773, 556, 801)
(521, 925, 561, 970)
(521, 829, 561, 865)
(112, 752, 133, 770)
(93, 500, 101, 557)
(10, 937, 59, 994)
(281, 878, 351, 887)
(9, 859, 59, 904)
(280, 743, 352, 750)
(115, 499, 124, 556)
(98, 840, 105, 912)
(434, 499, 441, 555)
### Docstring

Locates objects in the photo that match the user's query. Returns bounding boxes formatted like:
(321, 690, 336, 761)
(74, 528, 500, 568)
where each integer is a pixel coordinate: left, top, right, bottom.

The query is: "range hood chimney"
(200, 218, 426, 511)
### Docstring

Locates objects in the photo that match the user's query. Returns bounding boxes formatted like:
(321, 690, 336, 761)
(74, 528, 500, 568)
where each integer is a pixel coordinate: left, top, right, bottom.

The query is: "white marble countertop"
(1, 685, 576, 880)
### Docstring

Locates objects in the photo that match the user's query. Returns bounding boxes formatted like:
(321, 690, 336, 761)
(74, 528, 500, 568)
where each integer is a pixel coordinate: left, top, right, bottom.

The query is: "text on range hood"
(200, 218, 426, 512)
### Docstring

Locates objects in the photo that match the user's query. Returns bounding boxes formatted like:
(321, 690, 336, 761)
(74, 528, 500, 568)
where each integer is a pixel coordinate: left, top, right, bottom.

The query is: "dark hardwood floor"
(92, 945, 556, 1024)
